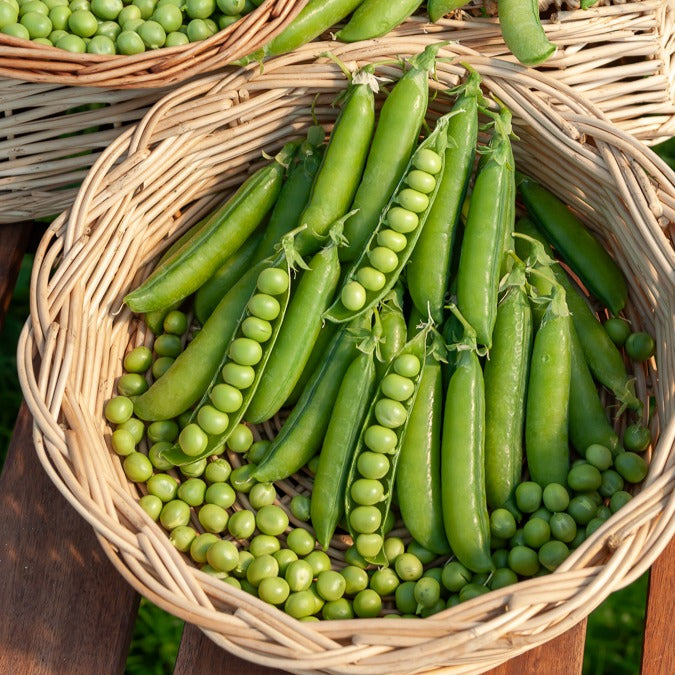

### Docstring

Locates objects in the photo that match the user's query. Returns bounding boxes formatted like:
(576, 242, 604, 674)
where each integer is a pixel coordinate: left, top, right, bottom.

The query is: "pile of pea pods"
(105, 48, 656, 620)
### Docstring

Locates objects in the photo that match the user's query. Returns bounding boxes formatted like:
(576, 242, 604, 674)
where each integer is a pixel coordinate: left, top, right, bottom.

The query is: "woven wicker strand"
(18, 40, 675, 674)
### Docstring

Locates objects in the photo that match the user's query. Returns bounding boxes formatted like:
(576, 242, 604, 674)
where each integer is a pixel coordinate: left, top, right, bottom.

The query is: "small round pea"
(189, 532, 219, 564)
(585, 444, 614, 471)
(148, 441, 173, 470)
(178, 423, 208, 457)
(567, 464, 603, 492)
(3, 22, 31, 39)
(147, 419, 179, 443)
(610, 490, 632, 513)
(169, 525, 197, 553)
(289, 494, 311, 522)
(386, 206, 418, 234)
(159, 499, 191, 530)
(256, 267, 289, 296)
(355, 533, 384, 560)
(304, 550, 331, 577)
(393, 353, 421, 378)
(490, 567, 518, 590)
(151, 356, 174, 379)
(273, 549, 298, 577)
(247, 293, 280, 321)
(567, 495, 598, 525)
(377, 228, 407, 253)
(151, 2, 180, 31)
(246, 554, 279, 587)
(353, 588, 381, 618)
(227, 509, 256, 540)
(614, 452, 648, 483)
(204, 457, 232, 483)
(341, 281, 366, 312)
(369, 567, 399, 597)
(394, 552, 423, 582)
(542, 482, 570, 513)
(196, 405, 229, 436)
(286, 528, 315, 556)
(405, 169, 436, 194)
(414, 576, 441, 609)
(316, 570, 346, 602)
(357, 451, 390, 480)
(198, 503, 229, 534)
(413, 149, 442, 174)
(153, 333, 182, 358)
(364, 424, 398, 454)
(604, 317, 631, 346)
(382, 536, 405, 562)
(285, 559, 313, 592)
(394, 580, 417, 614)
(341, 565, 369, 595)
(350, 478, 384, 506)
(248, 482, 276, 509)
(138, 493, 162, 520)
(256, 504, 289, 536)
(162, 309, 188, 335)
(355, 266, 386, 292)
(204, 481, 236, 509)
(381, 373, 415, 402)
(491, 548, 509, 570)
(227, 423, 254, 453)
(247, 439, 271, 464)
(206, 539, 239, 572)
(441, 561, 471, 592)
(123, 451, 153, 482)
(490, 508, 517, 540)
(349, 505, 382, 534)
(210, 382, 244, 413)
(229, 337, 263, 366)
(523, 517, 551, 550)
(146, 473, 178, 502)
(284, 590, 317, 619)
(241, 316, 273, 343)
(586, 517, 606, 538)
(115, 373, 147, 397)
(176, 477, 207, 507)
(623, 424, 651, 453)
(180, 457, 207, 477)
(625, 332, 655, 361)
(105, 395, 134, 424)
(599, 469, 624, 497)
(322, 598, 354, 620)
(119, 417, 144, 444)
(368, 246, 398, 274)
(508, 545, 540, 576)
(515, 481, 543, 513)
(397, 188, 429, 213)
(164, 29, 187, 46)
(117, 4, 140, 23)
(258, 576, 290, 606)
(111, 428, 136, 456)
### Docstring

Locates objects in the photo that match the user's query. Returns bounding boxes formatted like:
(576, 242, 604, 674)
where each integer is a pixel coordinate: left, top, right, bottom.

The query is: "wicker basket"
(18, 39, 675, 674)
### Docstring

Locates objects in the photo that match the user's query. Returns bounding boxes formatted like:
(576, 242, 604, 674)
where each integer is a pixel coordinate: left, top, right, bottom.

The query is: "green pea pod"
(262, 0, 365, 58)
(311, 319, 380, 550)
(515, 218, 641, 413)
(484, 271, 532, 510)
(376, 286, 407, 380)
(396, 335, 450, 555)
(408, 71, 481, 323)
(517, 174, 628, 316)
(441, 309, 493, 574)
(294, 78, 375, 256)
(193, 227, 264, 325)
(324, 110, 452, 323)
(337, 0, 423, 41)
(160, 240, 302, 466)
(569, 322, 623, 456)
(125, 142, 296, 313)
(342, 44, 441, 261)
(428, 0, 467, 21)
(133, 259, 267, 422)
(253, 315, 370, 483)
(456, 108, 513, 349)
(498, 0, 556, 67)
(245, 220, 346, 424)
(344, 324, 432, 565)
(525, 285, 572, 487)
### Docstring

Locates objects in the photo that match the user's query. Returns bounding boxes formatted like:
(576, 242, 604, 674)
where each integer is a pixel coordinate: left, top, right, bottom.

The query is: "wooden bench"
(0, 222, 672, 675)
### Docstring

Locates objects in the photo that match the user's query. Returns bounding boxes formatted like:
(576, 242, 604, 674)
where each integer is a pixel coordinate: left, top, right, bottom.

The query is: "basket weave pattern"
(18, 40, 675, 674)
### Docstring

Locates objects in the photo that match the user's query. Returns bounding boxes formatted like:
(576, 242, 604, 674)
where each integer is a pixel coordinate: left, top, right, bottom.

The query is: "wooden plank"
(0, 405, 139, 675)
(641, 536, 675, 674)
(0, 222, 31, 330)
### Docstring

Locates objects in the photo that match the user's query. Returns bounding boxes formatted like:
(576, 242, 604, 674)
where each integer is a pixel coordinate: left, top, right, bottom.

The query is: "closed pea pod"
(293, 75, 375, 256)
(342, 44, 441, 261)
(498, 0, 556, 66)
(124, 142, 296, 313)
(252, 315, 370, 483)
(311, 313, 380, 550)
(407, 70, 482, 323)
(456, 108, 514, 348)
(484, 268, 533, 510)
(441, 307, 493, 574)
(525, 284, 572, 487)
(396, 334, 450, 555)
(337, 0, 422, 41)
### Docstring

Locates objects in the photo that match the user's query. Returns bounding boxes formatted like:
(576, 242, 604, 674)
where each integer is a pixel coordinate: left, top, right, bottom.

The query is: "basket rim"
(17, 39, 675, 673)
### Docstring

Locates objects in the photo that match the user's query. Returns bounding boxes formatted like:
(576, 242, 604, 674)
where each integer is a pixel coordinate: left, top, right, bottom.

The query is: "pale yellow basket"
(18, 39, 675, 674)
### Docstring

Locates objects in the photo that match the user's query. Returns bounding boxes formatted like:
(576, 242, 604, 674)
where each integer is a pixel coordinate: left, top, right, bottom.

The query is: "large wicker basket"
(18, 38, 675, 674)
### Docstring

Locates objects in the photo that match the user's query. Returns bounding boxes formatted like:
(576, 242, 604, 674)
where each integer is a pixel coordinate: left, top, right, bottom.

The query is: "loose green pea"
(285, 559, 313, 592)
(490, 567, 518, 590)
(355, 533, 383, 560)
(206, 539, 240, 572)
(610, 490, 632, 513)
(567, 495, 597, 525)
(353, 589, 381, 618)
(159, 499, 191, 530)
(387, 206, 418, 234)
(625, 332, 655, 361)
(204, 481, 236, 509)
(198, 503, 229, 533)
(248, 482, 276, 509)
(169, 525, 197, 552)
(459, 583, 491, 602)
(508, 545, 540, 576)
(614, 452, 648, 483)
(289, 494, 311, 522)
(151, 356, 174, 379)
(154, 333, 182, 358)
(394, 553, 423, 582)
(523, 517, 551, 549)
(204, 457, 232, 483)
(148, 442, 174, 470)
(369, 567, 399, 597)
(116, 373, 147, 397)
(599, 469, 624, 497)
(147, 419, 179, 443)
(229, 463, 258, 492)
(247, 440, 270, 464)
(273, 549, 298, 576)
(341, 565, 369, 595)
(323, 598, 354, 620)
(105, 396, 134, 424)
(111, 428, 136, 456)
(231, 549, 254, 577)
(162, 310, 188, 335)
(258, 576, 290, 606)
(249, 534, 280, 557)
(492, 548, 510, 569)
(585, 444, 613, 471)
(623, 424, 651, 453)
(197, 405, 229, 435)
(246, 554, 279, 587)
(176, 477, 206, 506)
(414, 576, 441, 609)
(568, 464, 603, 492)
(406, 540, 437, 565)
(515, 481, 543, 513)
(178, 423, 208, 457)
(123, 451, 153, 482)
(146, 473, 178, 502)
(586, 517, 606, 538)
(227, 509, 256, 540)
(256, 504, 289, 536)
(138, 493, 162, 520)
(604, 317, 631, 346)
(383, 536, 405, 562)
(441, 561, 471, 592)
(286, 528, 315, 556)
(316, 570, 346, 602)
(284, 590, 317, 619)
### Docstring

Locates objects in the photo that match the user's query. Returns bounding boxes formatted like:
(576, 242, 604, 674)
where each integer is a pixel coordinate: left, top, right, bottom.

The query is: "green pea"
(285, 559, 313, 592)
(147, 419, 179, 443)
(585, 444, 613, 471)
(414, 576, 441, 609)
(247, 440, 270, 464)
(567, 495, 597, 525)
(586, 517, 605, 538)
(623, 424, 651, 453)
(178, 423, 208, 457)
(189, 532, 219, 564)
(398, 188, 429, 213)
(364, 425, 398, 454)
(284, 590, 317, 619)
(316, 570, 346, 602)
(286, 528, 315, 557)
(490, 508, 517, 540)
(374, 398, 407, 429)
(21, 11, 52, 37)
(246, 554, 279, 587)
(380, 373, 415, 402)
(352, 589, 381, 618)
(231, 550, 254, 578)
(604, 317, 631, 346)
(289, 494, 311, 522)
(357, 451, 390, 480)
(148, 441, 173, 470)
(610, 490, 632, 513)
(508, 545, 540, 576)
(349, 505, 382, 534)
(247, 482, 276, 509)
(227, 424, 254, 454)
(368, 246, 399, 274)
(355, 533, 383, 560)
(413, 148, 442, 174)
(117, 4, 140, 23)
(273, 549, 298, 576)
(159, 499, 191, 530)
(206, 539, 240, 572)
(382, 536, 405, 562)
(393, 353, 420, 378)
(111, 428, 136, 456)
(394, 553, 423, 582)
(341, 281, 367, 312)
(386, 206, 418, 234)
(204, 457, 231, 483)
(350, 478, 384, 506)
(3, 22, 31, 39)
(241, 316, 273, 343)
(118, 416, 144, 443)
(169, 525, 197, 552)
(459, 583, 491, 602)
(599, 469, 624, 497)
(138, 494, 162, 520)
(132, 0, 154, 18)
(151, 356, 174, 379)
(258, 576, 290, 606)
(256, 267, 290, 296)
(523, 517, 551, 549)
(515, 481, 543, 513)
(146, 473, 178, 502)
(198, 503, 229, 533)
(204, 481, 236, 509)
(229, 337, 263, 366)
(162, 310, 188, 336)
(355, 266, 386, 292)
(322, 598, 354, 620)
(394, 581, 417, 614)
(344, 545, 368, 570)
(247, 293, 280, 321)
(154, 333, 182, 358)
(256, 504, 289, 536)
(105, 395, 134, 424)
(123, 451, 153, 482)
(151, 2, 180, 31)
(227, 509, 256, 540)
(0, 3, 19, 27)
(164, 28, 187, 46)
(568, 464, 603, 492)
(249, 534, 280, 557)
(614, 452, 648, 483)
(406, 540, 437, 565)
(492, 548, 510, 569)
(180, 457, 207, 477)
(377, 228, 407, 253)
(341, 565, 369, 595)
(441, 561, 471, 592)
(625, 332, 655, 361)
(176, 477, 206, 507)
(369, 567, 399, 597)
(490, 567, 518, 590)
(210, 382, 244, 413)
(197, 405, 229, 435)
(216, 0, 244, 13)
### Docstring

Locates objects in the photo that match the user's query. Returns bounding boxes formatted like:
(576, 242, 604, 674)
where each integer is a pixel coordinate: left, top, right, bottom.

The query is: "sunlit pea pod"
(323, 112, 453, 324)
(160, 251, 294, 467)
(343, 325, 433, 566)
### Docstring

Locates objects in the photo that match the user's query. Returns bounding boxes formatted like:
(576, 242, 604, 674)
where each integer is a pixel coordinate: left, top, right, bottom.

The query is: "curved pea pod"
(133, 259, 267, 422)
(569, 319, 623, 456)
(193, 227, 264, 325)
(337, 0, 423, 41)
(376, 286, 407, 380)
(344, 325, 432, 565)
(311, 321, 380, 550)
(484, 275, 533, 510)
(441, 315, 493, 574)
(245, 222, 345, 424)
(342, 44, 442, 262)
(498, 0, 556, 66)
(408, 71, 481, 323)
(456, 108, 514, 349)
(124, 142, 296, 314)
(294, 78, 375, 256)
(324, 111, 452, 324)
(525, 286, 572, 487)
(159, 248, 297, 466)
(261, 0, 364, 58)
(396, 337, 450, 555)
(428, 0, 467, 21)
(252, 315, 370, 483)
(517, 174, 628, 316)
(515, 218, 641, 413)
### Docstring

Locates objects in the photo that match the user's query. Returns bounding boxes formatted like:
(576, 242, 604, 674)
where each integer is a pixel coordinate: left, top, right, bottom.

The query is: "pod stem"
(358, 308, 382, 357)
(407, 41, 448, 75)
(445, 302, 485, 356)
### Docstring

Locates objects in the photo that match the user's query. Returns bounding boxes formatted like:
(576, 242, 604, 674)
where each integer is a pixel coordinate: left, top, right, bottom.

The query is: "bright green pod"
(498, 0, 556, 67)
(337, 0, 422, 41)
(428, 0, 466, 21)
